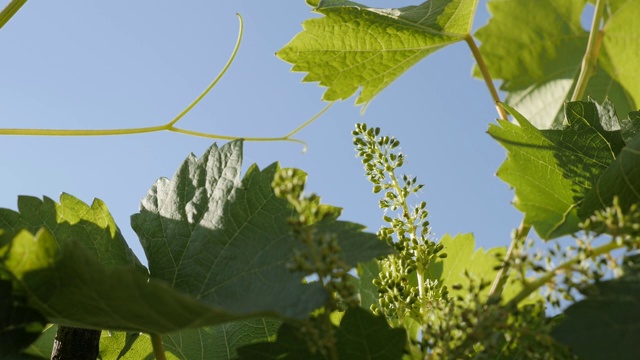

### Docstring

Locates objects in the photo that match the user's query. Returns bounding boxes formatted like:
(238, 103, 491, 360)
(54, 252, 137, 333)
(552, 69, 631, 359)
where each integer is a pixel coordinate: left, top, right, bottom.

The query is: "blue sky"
(0, 0, 525, 264)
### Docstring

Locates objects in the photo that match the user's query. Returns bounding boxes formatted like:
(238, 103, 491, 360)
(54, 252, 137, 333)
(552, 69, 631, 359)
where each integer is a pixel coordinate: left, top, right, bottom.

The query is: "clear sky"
(0, 0, 525, 265)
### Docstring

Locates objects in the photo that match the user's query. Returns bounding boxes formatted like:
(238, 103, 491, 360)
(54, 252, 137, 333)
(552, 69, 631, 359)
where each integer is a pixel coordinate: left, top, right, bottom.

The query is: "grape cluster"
(272, 168, 358, 356)
(352, 123, 579, 358)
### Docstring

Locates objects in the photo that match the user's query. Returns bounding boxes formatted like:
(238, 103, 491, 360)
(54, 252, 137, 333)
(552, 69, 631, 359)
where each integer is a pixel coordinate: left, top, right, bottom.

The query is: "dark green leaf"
(238, 307, 406, 360)
(335, 307, 406, 359)
(132, 140, 389, 323)
(0, 279, 46, 358)
(131, 140, 326, 320)
(356, 259, 381, 312)
(552, 271, 640, 359)
(2, 229, 258, 334)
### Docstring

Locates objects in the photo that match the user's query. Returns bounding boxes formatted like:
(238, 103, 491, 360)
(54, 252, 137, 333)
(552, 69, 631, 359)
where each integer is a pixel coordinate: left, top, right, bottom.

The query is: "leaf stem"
(0, 0, 27, 29)
(150, 333, 167, 360)
(507, 237, 620, 307)
(488, 222, 530, 299)
(571, 0, 605, 101)
(464, 34, 508, 121)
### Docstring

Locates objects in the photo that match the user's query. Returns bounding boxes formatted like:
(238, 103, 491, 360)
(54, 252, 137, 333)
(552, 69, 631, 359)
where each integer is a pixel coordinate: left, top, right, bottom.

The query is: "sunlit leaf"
(489, 100, 626, 239)
(475, 0, 637, 129)
(0, 193, 145, 274)
(278, 0, 478, 106)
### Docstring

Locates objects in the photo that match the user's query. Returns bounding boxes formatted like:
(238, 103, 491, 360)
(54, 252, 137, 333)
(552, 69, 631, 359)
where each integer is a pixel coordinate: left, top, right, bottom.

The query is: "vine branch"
(507, 238, 620, 307)
(571, 0, 605, 101)
(488, 222, 531, 299)
(464, 34, 508, 121)
(0, 0, 27, 29)
(0, 13, 330, 149)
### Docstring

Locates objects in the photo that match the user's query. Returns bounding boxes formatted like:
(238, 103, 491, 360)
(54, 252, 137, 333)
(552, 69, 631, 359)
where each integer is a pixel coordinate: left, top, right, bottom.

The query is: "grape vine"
(2, 0, 640, 359)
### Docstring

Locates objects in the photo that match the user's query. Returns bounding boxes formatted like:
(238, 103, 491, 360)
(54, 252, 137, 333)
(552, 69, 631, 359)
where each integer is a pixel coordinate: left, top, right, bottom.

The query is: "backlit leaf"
(0, 193, 145, 274)
(489, 100, 625, 239)
(278, 0, 478, 106)
(475, 0, 637, 129)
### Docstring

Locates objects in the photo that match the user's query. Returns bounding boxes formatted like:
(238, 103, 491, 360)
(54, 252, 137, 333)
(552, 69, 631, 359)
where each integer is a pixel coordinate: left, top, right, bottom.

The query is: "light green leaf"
(22, 325, 56, 359)
(278, 0, 478, 106)
(600, 0, 640, 112)
(426, 234, 500, 296)
(0, 193, 145, 274)
(488, 101, 625, 239)
(475, 0, 637, 129)
(425, 233, 536, 304)
(99, 331, 158, 360)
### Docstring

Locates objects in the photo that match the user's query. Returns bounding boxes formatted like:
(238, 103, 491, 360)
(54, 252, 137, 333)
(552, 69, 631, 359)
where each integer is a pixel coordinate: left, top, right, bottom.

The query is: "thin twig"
(488, 222, 530, 299)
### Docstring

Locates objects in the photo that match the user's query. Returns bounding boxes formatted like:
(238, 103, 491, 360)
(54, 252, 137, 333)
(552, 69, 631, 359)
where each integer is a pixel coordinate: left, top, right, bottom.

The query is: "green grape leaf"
(131, 140, 328, 320)
(0, 193, 145, 274)
(99, 320, 280, 360)
(552, 268, 640, 359)
(22, 325, 56, 359)
(600, 0, 640, 113)
(162, 320, 281, 360)
(424, 233, 537, 304)
(426, 234, 498, 295)
(2, 229, 264, 334)
(581, 130, 640, 217)
(277, 0, 478, 106)
(356, 259, 381, 312)
(235, 323, 322, 360)
(1, 140, 387, 357)
(489, 100, 626, 239)
(335, 307, 406, 359)
(0, 279, 47, 359)
(237, 307, 406, 360)
(99, 330, 156, 360)
(132, 140, 389, 320)
(475, 0, 637, 129)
